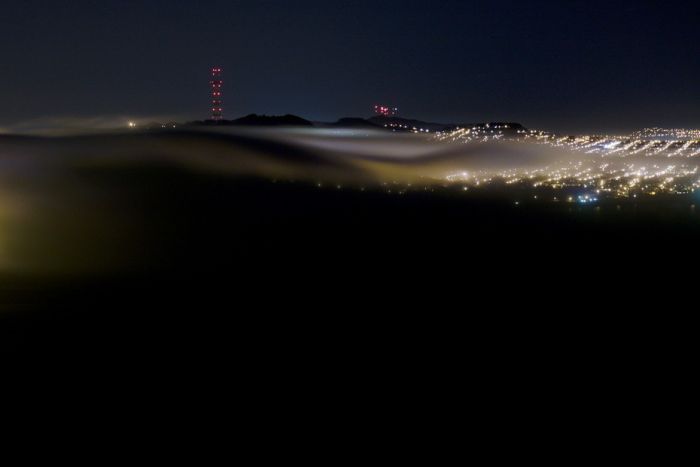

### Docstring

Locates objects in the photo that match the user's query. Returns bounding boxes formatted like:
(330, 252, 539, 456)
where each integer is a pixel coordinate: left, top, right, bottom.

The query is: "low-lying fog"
(1, 127, 699, 276)
(0, 126, 576, 184)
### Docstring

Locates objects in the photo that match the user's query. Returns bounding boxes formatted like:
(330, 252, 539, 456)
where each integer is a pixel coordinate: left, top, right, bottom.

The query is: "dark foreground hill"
(1, 128, 696, 378)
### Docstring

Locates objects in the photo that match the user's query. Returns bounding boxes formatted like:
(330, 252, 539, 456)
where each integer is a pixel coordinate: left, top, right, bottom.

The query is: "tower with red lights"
(373, 104, 398, 117)
(210, 67, 223, 120)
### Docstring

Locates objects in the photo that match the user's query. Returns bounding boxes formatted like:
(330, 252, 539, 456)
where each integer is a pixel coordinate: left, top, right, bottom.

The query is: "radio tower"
(210, 67, 223, 121)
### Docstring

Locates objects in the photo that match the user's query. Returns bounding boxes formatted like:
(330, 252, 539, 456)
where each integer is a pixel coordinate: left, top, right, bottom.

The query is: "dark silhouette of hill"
(185, 114, 527, 133)
(368, 115, 454, 132)
(458, 122, 527, 132)
(233, 113, 313, 126)
(191, 114, 313, 127)
(327, 117, 384, 129)
(368, 116, 528, 134)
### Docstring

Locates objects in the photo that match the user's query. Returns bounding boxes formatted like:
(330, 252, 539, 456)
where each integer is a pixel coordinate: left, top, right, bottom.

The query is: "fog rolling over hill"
(2, 125, 700, 362)
(0, 127, 697, 280)
(0, 127, 569, 278)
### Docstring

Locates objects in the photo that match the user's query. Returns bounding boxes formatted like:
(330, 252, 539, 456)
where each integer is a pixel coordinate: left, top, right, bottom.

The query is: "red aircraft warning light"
(210, 67, 223, 120)
(373, 104, 398, 117)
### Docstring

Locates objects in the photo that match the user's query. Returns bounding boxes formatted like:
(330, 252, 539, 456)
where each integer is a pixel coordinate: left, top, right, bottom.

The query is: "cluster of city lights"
(436, 126, 700, 158)
(530, 135, 700, 158)
(435, 125, 544, 143)
(383, 123, 431, 133)
(435, 126, 700, 200)
(631, 127, 700, 140)
(445, 160, 700, 201)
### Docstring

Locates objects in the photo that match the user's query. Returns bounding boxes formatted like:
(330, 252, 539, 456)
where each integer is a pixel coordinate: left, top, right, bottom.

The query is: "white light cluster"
(445, 159, 700, 199)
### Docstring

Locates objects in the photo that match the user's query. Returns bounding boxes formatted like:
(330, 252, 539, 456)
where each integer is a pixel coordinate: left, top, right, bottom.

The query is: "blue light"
(577, 194, 599, 204)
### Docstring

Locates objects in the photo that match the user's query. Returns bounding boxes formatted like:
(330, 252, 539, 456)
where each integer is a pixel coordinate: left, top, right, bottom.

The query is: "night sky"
(1, 0, 698, 133)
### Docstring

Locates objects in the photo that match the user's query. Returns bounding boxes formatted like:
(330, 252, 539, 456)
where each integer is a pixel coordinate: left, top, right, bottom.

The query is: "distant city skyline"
(1, 0, 699, 133)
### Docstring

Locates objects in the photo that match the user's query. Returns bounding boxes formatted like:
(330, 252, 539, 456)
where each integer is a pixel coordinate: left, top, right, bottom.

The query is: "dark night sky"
(1, 0, 698, 133)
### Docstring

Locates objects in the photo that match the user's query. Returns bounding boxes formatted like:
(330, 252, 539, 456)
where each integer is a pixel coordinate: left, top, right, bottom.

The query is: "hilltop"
(191, 114, 314, 127)
(181, 113, 528, 134)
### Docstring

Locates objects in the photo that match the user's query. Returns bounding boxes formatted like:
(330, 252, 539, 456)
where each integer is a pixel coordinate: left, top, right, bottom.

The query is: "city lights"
(437, 126, 700, 200)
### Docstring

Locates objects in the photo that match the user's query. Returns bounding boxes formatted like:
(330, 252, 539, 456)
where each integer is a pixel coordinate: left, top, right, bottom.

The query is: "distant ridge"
(368, 116, 527, 134)
(326, 117, 384, 129)
(233, 114, 313, 126)
(191, 114, 313, 127)
(186, 114, 527, 133)
(368, 115, 453, 132)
